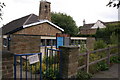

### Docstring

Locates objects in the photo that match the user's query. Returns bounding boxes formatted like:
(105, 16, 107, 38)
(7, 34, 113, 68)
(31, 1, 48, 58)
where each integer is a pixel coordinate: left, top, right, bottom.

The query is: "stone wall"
(1, 51, 14, 79)
(9, 35, 41, 54)
(80, 29, 96, 35)
(14, 23, 62, 36)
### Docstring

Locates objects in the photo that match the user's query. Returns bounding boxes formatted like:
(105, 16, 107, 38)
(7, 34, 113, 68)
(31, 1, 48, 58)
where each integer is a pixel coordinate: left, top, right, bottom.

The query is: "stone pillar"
(86, 37, 95, 50)
(1, 51, 14, 79)
(59, 46, 79, 78)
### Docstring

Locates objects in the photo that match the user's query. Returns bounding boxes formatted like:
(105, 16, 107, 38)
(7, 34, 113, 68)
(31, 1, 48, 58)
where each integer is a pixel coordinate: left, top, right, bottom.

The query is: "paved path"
(92, 64, 119, 78)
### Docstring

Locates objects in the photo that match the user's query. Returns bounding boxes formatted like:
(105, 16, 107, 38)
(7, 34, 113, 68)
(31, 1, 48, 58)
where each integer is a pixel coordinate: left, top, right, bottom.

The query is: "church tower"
(39, 0, 51, 21)
(83, 19, 86, 26)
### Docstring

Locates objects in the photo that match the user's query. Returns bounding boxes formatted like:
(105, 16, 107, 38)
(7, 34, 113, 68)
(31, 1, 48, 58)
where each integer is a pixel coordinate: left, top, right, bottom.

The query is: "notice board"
(56, 33, 70, 48)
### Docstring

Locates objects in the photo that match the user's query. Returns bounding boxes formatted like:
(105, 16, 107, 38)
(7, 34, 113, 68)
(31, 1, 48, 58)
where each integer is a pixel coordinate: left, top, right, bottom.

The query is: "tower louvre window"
(45, 5, 48, 13)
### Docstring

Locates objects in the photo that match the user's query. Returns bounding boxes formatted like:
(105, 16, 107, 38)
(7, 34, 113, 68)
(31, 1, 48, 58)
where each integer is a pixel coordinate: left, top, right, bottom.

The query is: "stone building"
(80, 20, 120, 35)
(2, 1, 64, 36)
(2, 1, 64, 54)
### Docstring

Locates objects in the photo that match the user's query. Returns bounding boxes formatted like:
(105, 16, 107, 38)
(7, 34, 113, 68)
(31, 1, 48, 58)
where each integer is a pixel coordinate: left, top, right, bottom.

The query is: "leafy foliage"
(43, 67, 59, 80)
(106, 0, 120, 9)
(51, 12, 79, 36)
(23, 62, 46, 74)
(0, 2, 5, 21)
(110, 56, 120, 63)
(42, 54, 60, 65)
(110, 32, 118, 44)
(95, 23, 120, 45)
(76, 70, 92, 80)
(94, 40, 107, 50)
(97, 61, 109, 71)
(79, 41, 87, 53)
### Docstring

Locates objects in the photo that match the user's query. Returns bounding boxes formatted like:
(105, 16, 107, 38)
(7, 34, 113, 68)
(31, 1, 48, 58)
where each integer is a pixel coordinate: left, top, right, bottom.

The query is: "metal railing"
(45, 48, 61, 79)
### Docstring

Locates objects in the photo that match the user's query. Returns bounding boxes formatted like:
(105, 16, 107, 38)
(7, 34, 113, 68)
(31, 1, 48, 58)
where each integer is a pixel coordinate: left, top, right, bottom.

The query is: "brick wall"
(1, 51, 14, 79)
(9, 35, 41, 54)
(14, 23, 62, 36)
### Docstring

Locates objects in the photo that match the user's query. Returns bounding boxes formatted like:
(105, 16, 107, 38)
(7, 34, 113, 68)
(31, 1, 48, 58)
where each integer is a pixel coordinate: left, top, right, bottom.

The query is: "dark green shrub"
(43, 67, 59, 80)
(43, 55, 60, 65)
(89, 64, 99, 74)
(78, 56, 85, 66)
(23, 61, 46, 74)
(76, 70, 92, 80)
(110, 56, 120, 63)
(79, 41, 87, 53)
(109, 46, 118, 54)
(97, 61, 109, 71)
(89, 53, 101, 62)
(94, 40, 107, 50)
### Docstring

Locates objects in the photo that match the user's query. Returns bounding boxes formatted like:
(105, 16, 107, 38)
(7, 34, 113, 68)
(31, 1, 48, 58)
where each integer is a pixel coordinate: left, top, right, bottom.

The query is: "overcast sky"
(0, 0, 118, 27)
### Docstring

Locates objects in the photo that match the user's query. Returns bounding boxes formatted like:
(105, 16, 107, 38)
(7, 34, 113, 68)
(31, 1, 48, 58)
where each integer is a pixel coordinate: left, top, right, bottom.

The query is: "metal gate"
(44, 48, 61, 79)
(14, 53, 42, 80)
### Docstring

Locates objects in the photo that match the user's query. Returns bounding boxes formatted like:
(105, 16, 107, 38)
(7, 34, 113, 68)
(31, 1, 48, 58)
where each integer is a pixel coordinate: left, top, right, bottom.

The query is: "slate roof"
(103, 21, 120, 26)
(2, 14, 39, 35)
(82, 23, 94, 29)
(81, 20, 120, 29)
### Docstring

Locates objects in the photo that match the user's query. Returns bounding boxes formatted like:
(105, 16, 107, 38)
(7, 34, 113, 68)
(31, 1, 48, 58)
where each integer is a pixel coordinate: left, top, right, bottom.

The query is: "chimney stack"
(39, 0, 51, 21)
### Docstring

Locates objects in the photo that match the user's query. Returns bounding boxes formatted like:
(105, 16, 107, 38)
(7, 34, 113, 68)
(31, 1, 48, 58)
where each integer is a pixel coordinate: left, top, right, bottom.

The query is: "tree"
(106, 0, 120, 9)
(95, 23, 120, 44)
(51, 12, 79, 36)
(0, 2, 5, 21)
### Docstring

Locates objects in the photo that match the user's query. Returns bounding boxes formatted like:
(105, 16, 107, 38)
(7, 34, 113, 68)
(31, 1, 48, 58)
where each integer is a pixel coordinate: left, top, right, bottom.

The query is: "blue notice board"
(57, 37, 64, 48)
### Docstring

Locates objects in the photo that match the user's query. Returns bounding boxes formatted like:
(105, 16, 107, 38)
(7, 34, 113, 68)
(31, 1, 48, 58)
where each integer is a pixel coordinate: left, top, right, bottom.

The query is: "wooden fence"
(78, 46, 118, 73)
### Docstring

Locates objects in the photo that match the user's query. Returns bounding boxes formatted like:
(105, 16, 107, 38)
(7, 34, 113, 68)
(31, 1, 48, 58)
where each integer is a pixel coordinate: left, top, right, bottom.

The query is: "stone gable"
(14, 23, 62, 36)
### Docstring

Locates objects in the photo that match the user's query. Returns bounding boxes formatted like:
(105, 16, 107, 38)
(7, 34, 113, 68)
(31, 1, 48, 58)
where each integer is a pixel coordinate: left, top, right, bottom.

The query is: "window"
(45, 5, 48, 13)
(53, 39, 56, 46)
(3, 38, 8, 47)
(47, 39, 51, 46)
(41, 39, 56, 46)
(41, 39, 45, 46)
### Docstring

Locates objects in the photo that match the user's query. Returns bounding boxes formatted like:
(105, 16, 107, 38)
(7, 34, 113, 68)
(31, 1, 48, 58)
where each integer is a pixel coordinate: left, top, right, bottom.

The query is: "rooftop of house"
(81, 20, 120, 29)
(2, 14, 39, 35)
(2, 14, 64, 35)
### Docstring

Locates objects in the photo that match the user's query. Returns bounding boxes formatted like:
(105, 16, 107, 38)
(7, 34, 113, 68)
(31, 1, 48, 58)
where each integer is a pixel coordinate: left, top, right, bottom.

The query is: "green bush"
(43, 67, 59, 80)
(94, 40, 107, 50)
(89, 64, 99, 74)
(110, 56, 120, 63)
(23, 61, 46, 74)
(43, 55, 60, 65)
(76, 70, 92, 80)
(109, 47, 118, 54)
(78, 56, 85, 66)
(79, 41, 87, 53)
(110, 32, 118, 44)
(97, 61, 109, 71)
(89, 53, 101, 62)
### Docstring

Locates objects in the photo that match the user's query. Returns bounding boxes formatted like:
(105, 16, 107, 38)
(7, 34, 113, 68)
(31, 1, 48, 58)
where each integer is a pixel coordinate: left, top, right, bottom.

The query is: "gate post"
(2, 51, 14, 79)
(59, 46, 79, 78)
